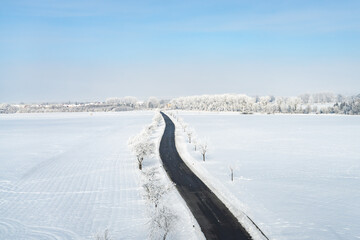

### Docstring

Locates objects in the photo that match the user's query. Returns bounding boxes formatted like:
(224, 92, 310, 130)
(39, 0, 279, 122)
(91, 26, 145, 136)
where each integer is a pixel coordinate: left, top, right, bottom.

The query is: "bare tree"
(199, 141, 208, 161)
(192, 139, 197, 151)
(186, 130, 193, 143)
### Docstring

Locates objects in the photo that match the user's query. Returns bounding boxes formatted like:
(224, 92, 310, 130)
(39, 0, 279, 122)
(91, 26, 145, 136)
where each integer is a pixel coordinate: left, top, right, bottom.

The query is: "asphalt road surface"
(159, 112, 252, 240)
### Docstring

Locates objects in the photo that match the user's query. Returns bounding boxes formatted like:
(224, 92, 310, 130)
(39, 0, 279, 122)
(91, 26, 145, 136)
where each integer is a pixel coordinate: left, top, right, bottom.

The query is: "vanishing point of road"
(159, 112, 252, 240)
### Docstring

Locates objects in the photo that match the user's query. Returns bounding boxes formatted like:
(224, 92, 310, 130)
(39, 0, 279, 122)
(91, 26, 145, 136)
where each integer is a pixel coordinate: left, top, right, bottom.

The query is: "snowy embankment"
(0, 112, 154, 239)
(170, 111, 360, 240)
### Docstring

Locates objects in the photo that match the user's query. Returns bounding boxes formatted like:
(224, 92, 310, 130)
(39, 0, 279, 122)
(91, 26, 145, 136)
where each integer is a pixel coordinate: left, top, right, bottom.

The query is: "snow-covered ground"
(0, 112, 156, 240)
(2, 111, 359, 240)
(173, 111, 360, 240)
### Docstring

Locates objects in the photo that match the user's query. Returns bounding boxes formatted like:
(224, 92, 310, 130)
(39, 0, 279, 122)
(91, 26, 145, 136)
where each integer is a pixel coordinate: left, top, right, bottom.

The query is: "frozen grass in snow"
(173, 111, 360, 240)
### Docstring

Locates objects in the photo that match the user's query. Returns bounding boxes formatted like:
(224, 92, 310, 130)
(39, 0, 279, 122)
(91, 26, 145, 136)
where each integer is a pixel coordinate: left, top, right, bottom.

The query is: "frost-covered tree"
(147, 97, 160, 109)
(143, 168, 173, 208)
(167, 93, 351, 114)
(105, 96, 139, 109)
(304, 104, 312, 114)
(150, 206, 178, 240)
(143, 112, 163, 135)
(289, 97, 303, 113)
(2, 93, 359, 114)
(152, 112, 163, 127)
(123, 96, 138, 108)
(128, 132, 155, 170)
(142, 167, 177, 240)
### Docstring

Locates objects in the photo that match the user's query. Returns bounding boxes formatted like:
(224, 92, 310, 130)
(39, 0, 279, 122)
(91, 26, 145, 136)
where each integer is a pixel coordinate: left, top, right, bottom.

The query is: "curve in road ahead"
(159, 112, 252, 240)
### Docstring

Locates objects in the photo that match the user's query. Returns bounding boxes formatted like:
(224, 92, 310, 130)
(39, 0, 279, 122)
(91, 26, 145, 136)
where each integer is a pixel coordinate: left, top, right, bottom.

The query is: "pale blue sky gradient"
(1, 0, 359, 102)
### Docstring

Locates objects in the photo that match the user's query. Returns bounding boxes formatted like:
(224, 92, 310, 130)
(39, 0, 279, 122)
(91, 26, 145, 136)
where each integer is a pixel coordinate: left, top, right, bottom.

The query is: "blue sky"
(1, 0, 359, 102)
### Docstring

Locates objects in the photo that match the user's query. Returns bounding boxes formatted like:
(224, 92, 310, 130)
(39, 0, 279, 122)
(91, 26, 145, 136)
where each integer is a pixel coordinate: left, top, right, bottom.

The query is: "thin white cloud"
(145, 8, 360, 33)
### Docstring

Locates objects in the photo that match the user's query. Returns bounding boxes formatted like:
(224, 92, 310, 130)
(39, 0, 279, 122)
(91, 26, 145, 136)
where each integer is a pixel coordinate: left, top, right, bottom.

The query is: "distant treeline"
(1, 93, 359, 115)
(0, 97, 167, 114)
(169, 93, 360, 115)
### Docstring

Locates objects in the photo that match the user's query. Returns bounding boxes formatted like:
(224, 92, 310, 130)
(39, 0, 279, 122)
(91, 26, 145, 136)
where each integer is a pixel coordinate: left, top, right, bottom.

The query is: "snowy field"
(174, 111, 360, 240)
(0, 112, 156, 240)
(2, 111, 359, 240)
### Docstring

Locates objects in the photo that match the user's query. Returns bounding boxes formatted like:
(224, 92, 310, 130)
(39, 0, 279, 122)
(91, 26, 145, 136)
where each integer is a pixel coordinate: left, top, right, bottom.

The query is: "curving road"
(159, 112, 252, 240)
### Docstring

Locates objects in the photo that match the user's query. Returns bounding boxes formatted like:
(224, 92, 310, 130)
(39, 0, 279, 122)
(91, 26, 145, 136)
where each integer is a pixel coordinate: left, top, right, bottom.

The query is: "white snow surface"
(0, 112, 155, 239)
(172, 111, 360, 240)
